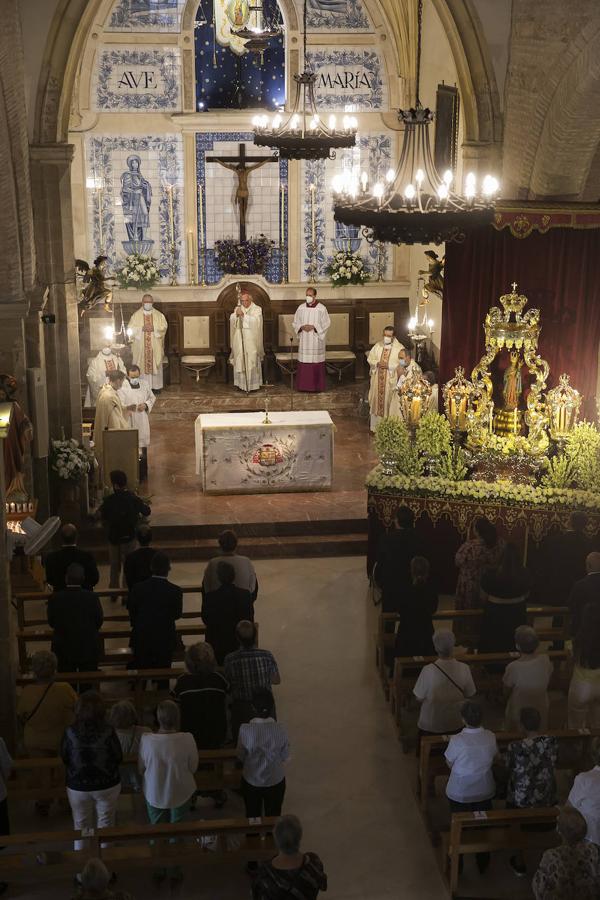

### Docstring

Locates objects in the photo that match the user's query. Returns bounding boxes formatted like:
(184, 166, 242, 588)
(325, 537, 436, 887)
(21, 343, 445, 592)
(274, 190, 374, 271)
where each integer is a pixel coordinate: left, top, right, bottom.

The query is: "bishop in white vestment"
(292, 288, 330, 392)
(93, 370, 130, 478)
(366, 327, 404, 432)
(229, 292, 264, 392)
(85, 346, 126, 407)
(127, 294, 168, 390)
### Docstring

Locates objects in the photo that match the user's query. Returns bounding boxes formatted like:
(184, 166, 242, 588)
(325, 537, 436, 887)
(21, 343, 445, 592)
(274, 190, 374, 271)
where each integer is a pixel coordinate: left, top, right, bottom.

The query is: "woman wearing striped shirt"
(237, 688, 289, 818)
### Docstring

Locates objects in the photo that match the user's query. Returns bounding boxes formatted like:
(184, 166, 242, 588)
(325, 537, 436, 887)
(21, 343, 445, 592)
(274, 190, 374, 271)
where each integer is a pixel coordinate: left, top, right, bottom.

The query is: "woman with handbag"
(16, 650, 77, 815)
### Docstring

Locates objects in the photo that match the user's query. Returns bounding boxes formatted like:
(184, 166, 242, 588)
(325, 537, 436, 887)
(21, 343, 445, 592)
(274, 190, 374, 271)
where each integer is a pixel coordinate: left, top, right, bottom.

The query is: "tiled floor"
(145, 383, 376, 526)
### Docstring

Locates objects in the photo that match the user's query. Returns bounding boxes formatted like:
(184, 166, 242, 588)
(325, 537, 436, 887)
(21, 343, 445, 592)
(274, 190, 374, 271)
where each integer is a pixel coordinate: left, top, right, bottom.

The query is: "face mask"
(383, 336, 392, 345)
(102, 347, 111, 356)
(305, 296, 314, 304)
(143, 303, 153, 312)
(129, 377, 139, 386)
(399, 358, 408, 367)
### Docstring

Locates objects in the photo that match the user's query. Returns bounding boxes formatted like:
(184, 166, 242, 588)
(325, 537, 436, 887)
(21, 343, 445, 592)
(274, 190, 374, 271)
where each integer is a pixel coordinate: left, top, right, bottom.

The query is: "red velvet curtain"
(439, 227, 600, 418)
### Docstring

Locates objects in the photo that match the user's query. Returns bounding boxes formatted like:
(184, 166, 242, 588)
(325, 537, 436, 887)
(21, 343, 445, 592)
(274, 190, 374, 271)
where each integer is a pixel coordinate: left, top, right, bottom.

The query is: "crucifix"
(206, 143, 278, 243)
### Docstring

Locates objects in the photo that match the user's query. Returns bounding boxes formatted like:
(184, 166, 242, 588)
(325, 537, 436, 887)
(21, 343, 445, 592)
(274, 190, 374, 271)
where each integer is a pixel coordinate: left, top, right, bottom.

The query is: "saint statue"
(121, 155, 152, 245)
(0, 374, 33, 499)
(503, 351, 523, 411)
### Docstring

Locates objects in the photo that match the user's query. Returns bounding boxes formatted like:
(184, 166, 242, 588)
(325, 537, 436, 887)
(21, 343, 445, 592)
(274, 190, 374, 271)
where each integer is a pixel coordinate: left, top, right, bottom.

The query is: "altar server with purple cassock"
(292, 288, 330, 392)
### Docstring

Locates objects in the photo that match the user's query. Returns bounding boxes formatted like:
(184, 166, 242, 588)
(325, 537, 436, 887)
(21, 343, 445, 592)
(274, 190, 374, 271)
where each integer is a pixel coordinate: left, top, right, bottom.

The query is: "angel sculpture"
(75, 256, 114, 316)
(419, 250, 445, 296)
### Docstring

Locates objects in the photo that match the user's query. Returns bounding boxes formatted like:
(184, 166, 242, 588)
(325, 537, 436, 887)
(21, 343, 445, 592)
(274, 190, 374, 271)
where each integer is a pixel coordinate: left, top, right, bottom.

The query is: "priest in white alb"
(85, 342, 126, 407)
(93, 370, 130, 478)
(229, 290, 264, 392)
(118, 364, 155, 481)
(366, 325, 404, 432)
(389, 347, 423, 419)
(127, 294, 168, 391)
(292, 287, 330, 392)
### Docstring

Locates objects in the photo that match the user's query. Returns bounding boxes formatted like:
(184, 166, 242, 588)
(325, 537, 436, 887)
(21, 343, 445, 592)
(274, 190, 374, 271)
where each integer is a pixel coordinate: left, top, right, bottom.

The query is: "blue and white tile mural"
(306, 0, 370, 31)
(307, 49, 386, 111)
(195, 132, 288, 285)
(107, 0, 186, 32)
(303, 134, 394, 281)
(94, 48, 181, 111)
(86, 135, 185, 282)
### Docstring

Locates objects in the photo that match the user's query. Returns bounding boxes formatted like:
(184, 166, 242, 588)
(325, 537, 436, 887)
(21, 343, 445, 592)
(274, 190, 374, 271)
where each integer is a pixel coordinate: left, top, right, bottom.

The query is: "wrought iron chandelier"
(252, 0, 357, 160)
(332, 0, 499, 244)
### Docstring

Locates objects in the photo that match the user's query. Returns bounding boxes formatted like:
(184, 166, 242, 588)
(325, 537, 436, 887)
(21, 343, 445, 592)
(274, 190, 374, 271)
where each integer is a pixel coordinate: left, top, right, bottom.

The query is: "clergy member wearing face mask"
(127, 294, 168, 391)
(291, 288, 331, 392)
(85, 342, 127, 407)
(366, 326, 405, 433)
(117, 365, 156, 481)
(388, 347, 423, 419)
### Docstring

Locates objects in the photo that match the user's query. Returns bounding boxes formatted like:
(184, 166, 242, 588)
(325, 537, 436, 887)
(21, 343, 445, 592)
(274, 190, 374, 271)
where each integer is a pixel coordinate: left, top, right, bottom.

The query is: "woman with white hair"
(533, 807, 600, 899)
(73, 857, 134, 899)
(138, 700, 198, 884)
(412, 630, 476, 745)
(503, 626, 553, 731)
(252, 815, 327, 900)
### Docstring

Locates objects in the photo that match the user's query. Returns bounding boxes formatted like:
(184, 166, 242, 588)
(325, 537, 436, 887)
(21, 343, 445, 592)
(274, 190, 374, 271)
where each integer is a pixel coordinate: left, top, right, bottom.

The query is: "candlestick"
(167, 184, 175, 246)
(187, 229, 196, 286)
(198, 184, 204, 248)
(310, 183, 316, 244)
(280, 184, 285, 248)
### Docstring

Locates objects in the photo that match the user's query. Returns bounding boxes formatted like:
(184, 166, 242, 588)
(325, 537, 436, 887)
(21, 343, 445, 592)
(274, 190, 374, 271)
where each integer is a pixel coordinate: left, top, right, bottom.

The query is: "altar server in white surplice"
(85, 343, 127, 407)
(292, 287, 330, 392)
(229, 291, 264, 392)
(127, 294, 168, 391)
(388, 348, 422, 419)
(367, 326, 404, 433)
(118, 364, 155, 481)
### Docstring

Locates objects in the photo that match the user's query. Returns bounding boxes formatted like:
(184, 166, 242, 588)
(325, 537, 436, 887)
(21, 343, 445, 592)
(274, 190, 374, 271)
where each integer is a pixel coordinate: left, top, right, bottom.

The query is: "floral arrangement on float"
(50, 439, 92, 482)
(368, 283, 600, 512)
(214, 235, 274, 275)
(116, 253, 160, 290)
(325, 250, 370, 287)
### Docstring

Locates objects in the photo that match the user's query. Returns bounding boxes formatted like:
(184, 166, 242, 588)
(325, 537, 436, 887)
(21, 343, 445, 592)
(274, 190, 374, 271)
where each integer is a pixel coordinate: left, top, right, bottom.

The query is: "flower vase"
(380, 454, 398, 477)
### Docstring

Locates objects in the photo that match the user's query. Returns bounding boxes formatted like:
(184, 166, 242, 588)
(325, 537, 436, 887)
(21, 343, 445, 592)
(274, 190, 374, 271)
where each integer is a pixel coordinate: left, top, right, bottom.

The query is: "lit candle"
(410, 397, 421, 425)
(459, 397, 467, 430)
(310, 183, 316, 244)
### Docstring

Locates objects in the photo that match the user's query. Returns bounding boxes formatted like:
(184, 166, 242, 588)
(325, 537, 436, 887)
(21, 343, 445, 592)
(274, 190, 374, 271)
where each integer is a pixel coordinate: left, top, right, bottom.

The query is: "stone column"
(0, 425, 17, 752)
(29, 144, 83, 446)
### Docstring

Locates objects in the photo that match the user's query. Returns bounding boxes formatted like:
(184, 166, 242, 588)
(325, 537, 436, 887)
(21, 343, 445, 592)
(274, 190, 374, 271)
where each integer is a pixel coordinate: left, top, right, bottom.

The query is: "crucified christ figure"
(206, 144, 278, 242)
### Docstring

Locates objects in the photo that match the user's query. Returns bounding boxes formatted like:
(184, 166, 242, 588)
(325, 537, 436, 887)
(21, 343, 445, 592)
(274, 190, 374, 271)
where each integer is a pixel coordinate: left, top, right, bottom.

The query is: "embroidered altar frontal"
(195, 411, 334, 494)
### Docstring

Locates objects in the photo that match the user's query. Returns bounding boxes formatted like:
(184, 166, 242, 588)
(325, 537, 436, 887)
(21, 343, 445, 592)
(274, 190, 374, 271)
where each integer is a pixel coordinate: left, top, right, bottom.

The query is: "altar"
(195, 411, 334, 494)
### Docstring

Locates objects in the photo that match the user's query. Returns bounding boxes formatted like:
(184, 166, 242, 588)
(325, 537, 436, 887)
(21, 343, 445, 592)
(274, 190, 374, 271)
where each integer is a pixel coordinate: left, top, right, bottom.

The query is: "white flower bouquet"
(50, 439, 92, 482)
(325, 250, 370, 287)
(116, 253, 160, 290)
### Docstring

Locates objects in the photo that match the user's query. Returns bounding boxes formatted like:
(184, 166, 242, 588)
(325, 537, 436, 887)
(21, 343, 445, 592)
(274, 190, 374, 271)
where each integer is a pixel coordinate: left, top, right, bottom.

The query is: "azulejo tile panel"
(303, 133, 393, 282)
(86, 134, 186, 283)
(94, 48, 181, 111)
(195, 132, 289, 285)
(306, 0, 370, 32)
(107, 0, 186, 32)
(307, 49, 386, 111)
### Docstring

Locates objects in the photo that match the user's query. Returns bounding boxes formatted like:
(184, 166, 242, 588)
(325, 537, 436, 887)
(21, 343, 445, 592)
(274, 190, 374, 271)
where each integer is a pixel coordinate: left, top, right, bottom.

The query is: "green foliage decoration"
(541, 454, 577, 489)
(415, 411, 452, 459)
(430, 446, 469, 481)
(374, 417, 423, 476)
(565, 421, 600, 492)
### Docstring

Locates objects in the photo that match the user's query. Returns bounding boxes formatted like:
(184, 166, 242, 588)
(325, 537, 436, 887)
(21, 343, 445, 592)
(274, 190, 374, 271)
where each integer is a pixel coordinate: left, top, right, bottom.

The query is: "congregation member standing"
(127, 294, 168, 392)
(127, 552, 183, 669)
(503, 626, 553, 730)
(366, 325, 404, 433)
(225, 621, 281, 739)
(533, 807, 600, 900)
(238, 689, 289, 820)
(123, 524, 157, 593)
(455, 517, 504, 613)
(173, 643, 229, 750)
(478, 543, 531, 655)
(118, 364, 155, 481)
(99, 470, 151, 590)
(393, 556, 438, 659)
(531, 512, 591, 606)
(44, 523, 99, 592)
(569, 551, 600, 639)
(412, 631, 476, 744)
(374, 506, 427, 612)
(201, 562, 254, 664)
(47, 564, 104, 674)
(567, 738, 600, 849)
(292, 288, 330, 393)
(229, 290, 265, 392)
(252, 815, 327, 900)
(568, 605, 600, 729)
(202, 529, 258, 605)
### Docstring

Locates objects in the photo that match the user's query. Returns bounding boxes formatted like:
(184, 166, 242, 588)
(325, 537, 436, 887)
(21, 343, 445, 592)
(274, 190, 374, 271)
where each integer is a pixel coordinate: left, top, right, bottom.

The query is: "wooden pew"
(390, 650, 570, 735)
(8, 749, 242, 802)
(376, 606, 570, 696)
(15, 586, 205, 629)
(0, 817, 278, 881)
(16, 668, 184, 718)
(418, 729, 597, 813)
(16, 622, 206, 672)
(445, 807, 558, 896)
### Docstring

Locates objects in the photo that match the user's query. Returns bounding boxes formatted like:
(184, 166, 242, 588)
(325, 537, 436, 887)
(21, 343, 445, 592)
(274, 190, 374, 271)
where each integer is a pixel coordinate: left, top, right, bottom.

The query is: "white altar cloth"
(195, 411, 334, 494)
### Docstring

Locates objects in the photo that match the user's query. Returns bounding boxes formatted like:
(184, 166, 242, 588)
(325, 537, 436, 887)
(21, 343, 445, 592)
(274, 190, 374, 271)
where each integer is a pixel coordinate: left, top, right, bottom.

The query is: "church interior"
(3, 0, 600, 897)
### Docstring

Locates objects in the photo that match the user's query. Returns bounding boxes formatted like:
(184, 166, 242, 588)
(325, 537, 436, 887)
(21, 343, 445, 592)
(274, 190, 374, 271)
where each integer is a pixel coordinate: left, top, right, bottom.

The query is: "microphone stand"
(289, 336, 294, 411)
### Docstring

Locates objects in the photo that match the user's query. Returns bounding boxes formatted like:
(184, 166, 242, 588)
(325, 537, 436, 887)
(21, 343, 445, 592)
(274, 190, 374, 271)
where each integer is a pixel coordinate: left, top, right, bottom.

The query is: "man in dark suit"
(201, 561, 254, 665)
(127, 551, 183, 669)
(44, 524, 99, 592)
(374, 505, 427, 612)
(531, 512, 592, 606)
(47, 563, 104, 672)
(569, 551, 600, 638)
(123, 524, 157, 593)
